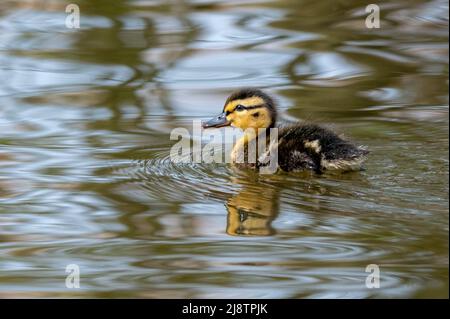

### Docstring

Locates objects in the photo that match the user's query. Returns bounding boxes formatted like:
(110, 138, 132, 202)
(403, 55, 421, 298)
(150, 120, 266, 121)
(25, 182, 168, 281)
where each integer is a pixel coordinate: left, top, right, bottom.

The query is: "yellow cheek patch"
(224, 96, 265, 113)
(228, 107, 271, 130)
(251, 108, 271, 129)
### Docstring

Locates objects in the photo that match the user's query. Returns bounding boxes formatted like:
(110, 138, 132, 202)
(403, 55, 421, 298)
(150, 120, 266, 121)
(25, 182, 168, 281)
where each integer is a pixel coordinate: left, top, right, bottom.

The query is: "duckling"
(202, 88, 369, 173)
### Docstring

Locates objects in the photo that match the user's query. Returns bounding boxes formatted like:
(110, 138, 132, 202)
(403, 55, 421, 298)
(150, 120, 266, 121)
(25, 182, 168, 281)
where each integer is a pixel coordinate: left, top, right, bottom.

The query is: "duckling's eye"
(235, 105, 245, 112)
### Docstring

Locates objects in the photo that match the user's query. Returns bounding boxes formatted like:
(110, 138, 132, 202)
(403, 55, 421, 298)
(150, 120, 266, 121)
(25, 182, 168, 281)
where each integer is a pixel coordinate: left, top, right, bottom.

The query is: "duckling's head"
(203, 88, 277, 130)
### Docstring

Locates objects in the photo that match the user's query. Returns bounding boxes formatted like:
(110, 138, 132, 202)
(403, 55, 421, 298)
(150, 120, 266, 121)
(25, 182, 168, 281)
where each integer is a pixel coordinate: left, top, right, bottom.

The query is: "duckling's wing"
(276, 137, 321, 172)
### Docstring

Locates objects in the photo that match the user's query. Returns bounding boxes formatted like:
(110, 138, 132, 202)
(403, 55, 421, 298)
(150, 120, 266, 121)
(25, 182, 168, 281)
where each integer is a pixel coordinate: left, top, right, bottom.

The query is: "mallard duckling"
(202, 88, 369, 173)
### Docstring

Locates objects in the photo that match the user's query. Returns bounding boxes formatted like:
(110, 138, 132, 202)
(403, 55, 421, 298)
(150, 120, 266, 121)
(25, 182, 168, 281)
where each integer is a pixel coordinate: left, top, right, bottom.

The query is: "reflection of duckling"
(226, 183, 278, 236)
(203, 88, 368, 173)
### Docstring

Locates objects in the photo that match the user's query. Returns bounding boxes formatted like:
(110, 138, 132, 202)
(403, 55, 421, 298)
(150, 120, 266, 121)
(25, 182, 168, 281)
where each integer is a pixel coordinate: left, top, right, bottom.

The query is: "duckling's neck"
(231, 128, 270, 164)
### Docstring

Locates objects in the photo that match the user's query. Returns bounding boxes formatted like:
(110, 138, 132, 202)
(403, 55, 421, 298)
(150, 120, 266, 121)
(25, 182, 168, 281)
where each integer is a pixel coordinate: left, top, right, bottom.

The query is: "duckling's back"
(276, 123, 369, 173)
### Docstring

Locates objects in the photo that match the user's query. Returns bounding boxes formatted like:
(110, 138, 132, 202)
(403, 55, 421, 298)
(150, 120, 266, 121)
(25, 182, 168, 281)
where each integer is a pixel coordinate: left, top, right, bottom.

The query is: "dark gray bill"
(202, 112, 231, 128)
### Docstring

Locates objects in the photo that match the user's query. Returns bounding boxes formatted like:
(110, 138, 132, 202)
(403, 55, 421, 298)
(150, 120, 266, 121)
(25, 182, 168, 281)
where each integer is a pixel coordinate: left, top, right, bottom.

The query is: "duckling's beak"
(202, 112, 231, 128)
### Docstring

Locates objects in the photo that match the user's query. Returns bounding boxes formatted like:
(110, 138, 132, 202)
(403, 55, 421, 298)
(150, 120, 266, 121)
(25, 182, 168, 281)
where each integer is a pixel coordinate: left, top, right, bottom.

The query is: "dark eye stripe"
(230, 104, 265, 113)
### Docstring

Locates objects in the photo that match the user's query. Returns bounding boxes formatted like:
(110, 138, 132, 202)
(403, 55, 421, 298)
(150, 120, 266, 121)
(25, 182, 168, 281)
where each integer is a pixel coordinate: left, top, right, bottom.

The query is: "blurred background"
(0, 0, 448, 298)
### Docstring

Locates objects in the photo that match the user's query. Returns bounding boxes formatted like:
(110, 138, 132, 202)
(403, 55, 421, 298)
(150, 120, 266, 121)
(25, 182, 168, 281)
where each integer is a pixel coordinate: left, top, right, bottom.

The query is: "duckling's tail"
(321, 145, 369, 172)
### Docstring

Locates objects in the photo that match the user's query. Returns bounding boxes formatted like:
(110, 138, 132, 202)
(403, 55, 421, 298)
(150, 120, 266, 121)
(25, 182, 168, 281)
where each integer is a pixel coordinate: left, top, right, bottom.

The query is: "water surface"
(0, 0, 448, 298)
